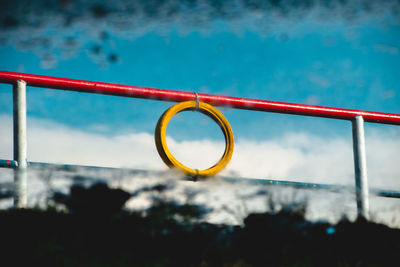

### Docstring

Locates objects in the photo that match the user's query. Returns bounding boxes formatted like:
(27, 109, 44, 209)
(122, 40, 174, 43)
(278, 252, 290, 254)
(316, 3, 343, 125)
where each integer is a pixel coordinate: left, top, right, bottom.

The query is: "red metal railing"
(1, 71, 399, 125)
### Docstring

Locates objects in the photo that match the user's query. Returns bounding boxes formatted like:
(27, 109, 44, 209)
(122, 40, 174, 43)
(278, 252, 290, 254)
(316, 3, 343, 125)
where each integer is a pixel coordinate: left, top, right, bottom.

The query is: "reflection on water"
(1, 164, 399, 228)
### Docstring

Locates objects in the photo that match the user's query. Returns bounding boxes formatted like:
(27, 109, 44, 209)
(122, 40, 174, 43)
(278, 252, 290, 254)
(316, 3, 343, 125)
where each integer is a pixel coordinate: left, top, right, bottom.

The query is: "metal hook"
(194, 92, 199, 110)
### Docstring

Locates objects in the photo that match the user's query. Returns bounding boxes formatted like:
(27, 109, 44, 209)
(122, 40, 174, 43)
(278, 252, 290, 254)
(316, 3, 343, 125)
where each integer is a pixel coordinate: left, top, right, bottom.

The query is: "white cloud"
(0, 114, 163, 169)
(1, 113, 399, 187)
(1, 114, 399, 226)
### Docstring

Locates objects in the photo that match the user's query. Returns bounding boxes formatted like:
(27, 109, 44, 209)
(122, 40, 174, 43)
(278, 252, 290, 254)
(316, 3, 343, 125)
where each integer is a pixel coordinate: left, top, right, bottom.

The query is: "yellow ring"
(155, 101, 234, 177)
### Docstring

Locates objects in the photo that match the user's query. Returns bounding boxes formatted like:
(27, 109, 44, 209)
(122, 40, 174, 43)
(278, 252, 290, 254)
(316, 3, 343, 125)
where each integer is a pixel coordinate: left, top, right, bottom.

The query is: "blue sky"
(1, 15, 399, 140)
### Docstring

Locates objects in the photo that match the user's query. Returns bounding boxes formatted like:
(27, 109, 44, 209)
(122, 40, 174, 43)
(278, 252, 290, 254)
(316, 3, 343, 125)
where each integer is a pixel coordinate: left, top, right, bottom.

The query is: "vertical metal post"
(13, 80, 27, 208)
(352, 115, 369, 219)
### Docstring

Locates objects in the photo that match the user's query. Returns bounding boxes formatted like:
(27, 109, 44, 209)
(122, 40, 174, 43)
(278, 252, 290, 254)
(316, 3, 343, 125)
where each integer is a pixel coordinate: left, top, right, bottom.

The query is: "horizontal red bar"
(1, 70, 399, 125)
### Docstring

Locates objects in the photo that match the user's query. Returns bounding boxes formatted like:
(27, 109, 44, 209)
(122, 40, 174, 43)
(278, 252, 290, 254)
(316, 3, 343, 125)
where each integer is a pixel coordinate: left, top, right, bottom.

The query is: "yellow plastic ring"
(155, 101, 234, 177)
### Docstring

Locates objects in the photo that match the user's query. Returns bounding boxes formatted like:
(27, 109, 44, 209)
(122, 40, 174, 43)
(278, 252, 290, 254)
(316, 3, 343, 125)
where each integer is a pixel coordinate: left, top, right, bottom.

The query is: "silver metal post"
(352, 115, 369, 219)
(13, 80, 27, 208)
